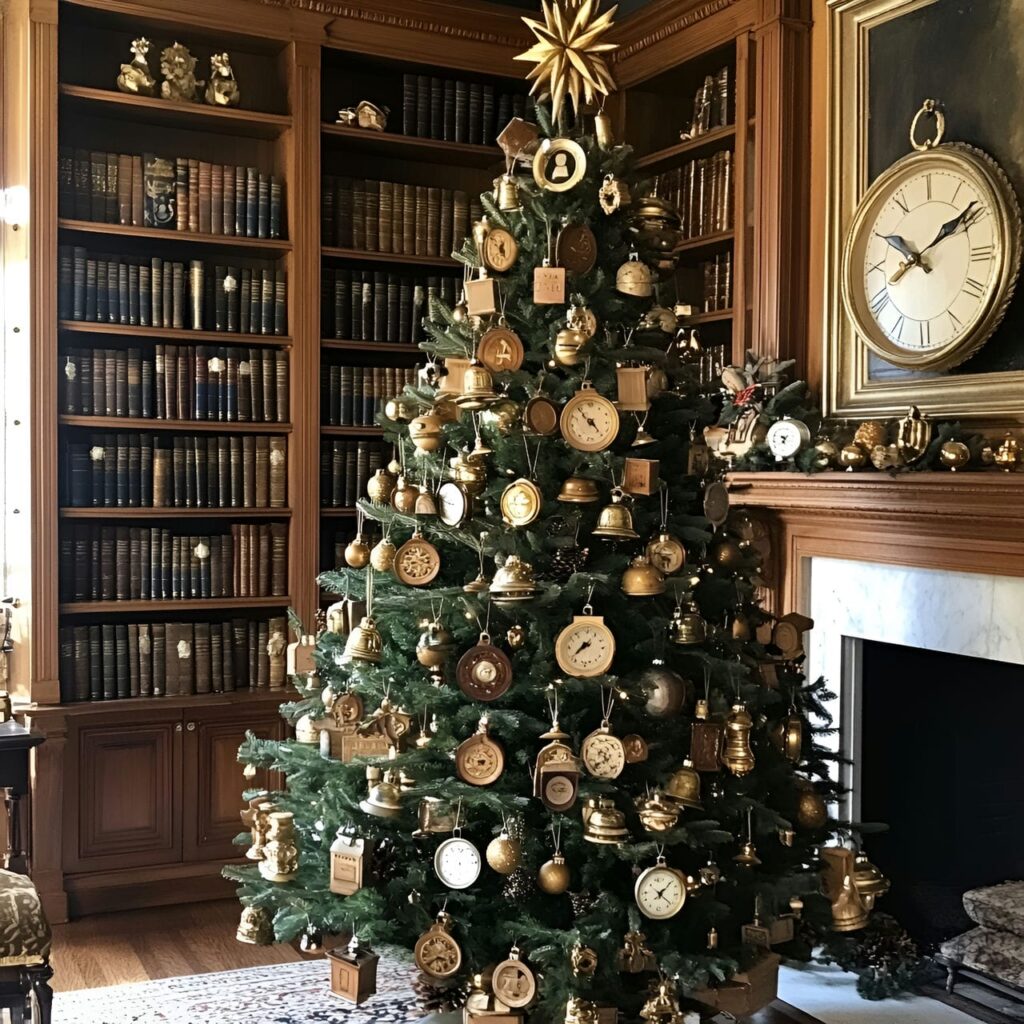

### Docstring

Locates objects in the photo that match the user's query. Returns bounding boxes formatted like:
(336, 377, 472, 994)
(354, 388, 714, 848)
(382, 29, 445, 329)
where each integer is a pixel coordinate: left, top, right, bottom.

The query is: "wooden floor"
(51, 899, 824, 1022)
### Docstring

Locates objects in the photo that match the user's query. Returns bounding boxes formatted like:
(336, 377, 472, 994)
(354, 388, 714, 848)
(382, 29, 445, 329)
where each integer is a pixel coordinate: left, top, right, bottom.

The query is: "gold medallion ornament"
(515, 0, 618, 122)
(556, 223, 598, 275)
(524, 394, 560, 435)
(474, 218, 520, 274)
(414, 912, 463, 979)
(560, 382, 619, 452)
(394, 532, 441, 586)
(634, 854, 687, 919)
(478, 324, 525, 373)
(501, 479, 542, 528)
(455, 716, 506, 786)
(646, 532, 686, 575)
(493, 945, 537, 1008)
(533, 138, 587, 193)
(456, 632, 513, 702)
(555, 606, 615, 677)
(841, 99, 1022, 371)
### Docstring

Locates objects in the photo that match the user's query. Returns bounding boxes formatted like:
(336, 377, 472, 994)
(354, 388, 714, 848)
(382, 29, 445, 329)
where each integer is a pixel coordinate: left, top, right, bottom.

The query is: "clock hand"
(572, 639, 593, 656)
(919, 200, 978, 255)
(585, 415, 598, 430)
(876, 233, 932, 282)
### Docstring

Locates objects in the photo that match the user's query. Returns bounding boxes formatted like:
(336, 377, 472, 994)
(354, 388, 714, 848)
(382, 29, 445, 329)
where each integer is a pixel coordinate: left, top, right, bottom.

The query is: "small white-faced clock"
(765, 417, 811, 462)
(560, 382, 620, 452)
(555, 611, 616, 677)
(842, 102, 1022, 371)
(433, 833, 482, 889)
(437, 481, 470, 527)
(634, 855, 688, 920)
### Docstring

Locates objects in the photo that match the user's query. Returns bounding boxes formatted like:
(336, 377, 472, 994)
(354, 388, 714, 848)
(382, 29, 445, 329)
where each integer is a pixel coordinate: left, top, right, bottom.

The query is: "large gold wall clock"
(841, 100, 1022, 372)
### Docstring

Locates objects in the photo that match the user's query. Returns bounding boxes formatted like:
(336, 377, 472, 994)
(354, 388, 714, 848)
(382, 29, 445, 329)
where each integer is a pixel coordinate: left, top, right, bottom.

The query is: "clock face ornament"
(560, 382, 620, 452)
(765, 417, 811, 461)
(434, 833, 482, 889)
(842, 99, 1022, 371)
(555, 608, 616, 677)
(634, 855, 687, 919)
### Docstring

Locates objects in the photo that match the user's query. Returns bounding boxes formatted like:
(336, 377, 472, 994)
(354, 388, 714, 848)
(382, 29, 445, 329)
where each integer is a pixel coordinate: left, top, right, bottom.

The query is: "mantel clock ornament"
(841, 100, 1022, 372)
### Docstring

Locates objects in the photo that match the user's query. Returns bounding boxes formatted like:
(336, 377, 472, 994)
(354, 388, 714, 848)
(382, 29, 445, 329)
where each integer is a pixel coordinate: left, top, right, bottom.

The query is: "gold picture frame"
(824, 0, 1024, 421)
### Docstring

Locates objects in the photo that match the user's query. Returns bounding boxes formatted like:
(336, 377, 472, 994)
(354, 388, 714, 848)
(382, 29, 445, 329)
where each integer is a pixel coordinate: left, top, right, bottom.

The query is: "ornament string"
(599, 685, 615, 724)
(659, 484, 670, 531)
(545, 683, 560, 728)
(583, 580, 597, 615)
(550, 818, 562, 854)
(522, 436, 540, 479)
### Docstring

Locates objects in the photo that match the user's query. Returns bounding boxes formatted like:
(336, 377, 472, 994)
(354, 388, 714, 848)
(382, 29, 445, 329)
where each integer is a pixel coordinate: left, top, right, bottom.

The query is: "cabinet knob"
(186, 721, 196, 732)
(175, 723, 183, 732)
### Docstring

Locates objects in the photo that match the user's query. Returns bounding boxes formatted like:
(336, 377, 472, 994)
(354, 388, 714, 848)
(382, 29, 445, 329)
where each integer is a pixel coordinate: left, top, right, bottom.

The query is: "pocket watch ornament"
(457, 632, 513, 701)
(117, 37, 157, 96)
(456, 716, 506, 786)
(160, 43, 203, 103)
(635, 856, 687, 919)
(205, 53, 240, 107)
(394, 533, 441, 586)
(415, 911, 463, 978)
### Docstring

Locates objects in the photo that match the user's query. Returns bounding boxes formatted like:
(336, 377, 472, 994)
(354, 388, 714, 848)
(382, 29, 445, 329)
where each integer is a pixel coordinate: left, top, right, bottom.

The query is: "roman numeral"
(925, 174, 932, 200)
(893, 191, 909, 213)
(869, 288, 890, 316)
(892, 315, 905, 339)
(867, 259, 885, 274)
(952, 181, 963, 204)
(970, 245, 993, 262)
(949, 310, 963, 333)
(919, 320, 930, 347)
(963, 277, 986, 298)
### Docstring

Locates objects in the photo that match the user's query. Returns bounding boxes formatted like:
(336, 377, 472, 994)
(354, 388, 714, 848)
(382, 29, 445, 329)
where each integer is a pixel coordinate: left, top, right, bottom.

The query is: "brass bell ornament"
(236, 905, 273, 945)
(615, 250, 655, 298)
(581, 796, 629, 844)
(414, 487, 438, 516)
(831, 874, 869, 932)
(665, 758, 703, 810)
(489, 554, 540, 603)
(359, 768, 403, 818)
(557, 476, 600, 503)
(621, 554, 665, 596)
(494, 172, 522, 212)
(721, 702, 755, 776)
(342, 615, 383, 664)
(409, 411, 444, 453)
(592, 487, 640, 540)
(670, 597, 706, 645)
(455, 360, 498, 410)
(416, 621, 455, 668)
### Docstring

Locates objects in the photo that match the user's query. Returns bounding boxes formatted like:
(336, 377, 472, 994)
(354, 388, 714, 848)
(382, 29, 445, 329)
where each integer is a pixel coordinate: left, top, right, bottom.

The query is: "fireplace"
(860, 640, 1024, 947)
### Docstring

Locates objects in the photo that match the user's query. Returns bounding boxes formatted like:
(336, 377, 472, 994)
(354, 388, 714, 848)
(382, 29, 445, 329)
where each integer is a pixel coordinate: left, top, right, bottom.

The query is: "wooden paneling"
(67, 708, 182, 872)
(182, 704, 284, 862)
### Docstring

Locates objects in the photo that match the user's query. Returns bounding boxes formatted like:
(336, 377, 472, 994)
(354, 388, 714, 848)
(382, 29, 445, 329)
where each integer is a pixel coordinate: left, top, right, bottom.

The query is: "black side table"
(0, 720, 44, 874)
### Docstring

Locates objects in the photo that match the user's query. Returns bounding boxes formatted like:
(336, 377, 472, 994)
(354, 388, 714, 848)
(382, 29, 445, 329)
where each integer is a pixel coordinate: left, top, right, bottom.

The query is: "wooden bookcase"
(2, 0, 810, 920)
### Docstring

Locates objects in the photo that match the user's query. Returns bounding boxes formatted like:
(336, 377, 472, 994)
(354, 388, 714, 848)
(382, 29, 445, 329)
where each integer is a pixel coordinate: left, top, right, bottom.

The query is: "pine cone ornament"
(502, 867, 536, 901)
(548, 544, 589, 582)
(414, 972, 467, 1014)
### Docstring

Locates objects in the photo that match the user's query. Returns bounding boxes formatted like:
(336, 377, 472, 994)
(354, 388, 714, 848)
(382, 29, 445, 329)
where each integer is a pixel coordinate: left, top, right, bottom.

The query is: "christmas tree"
(227, 2, 886, 1019)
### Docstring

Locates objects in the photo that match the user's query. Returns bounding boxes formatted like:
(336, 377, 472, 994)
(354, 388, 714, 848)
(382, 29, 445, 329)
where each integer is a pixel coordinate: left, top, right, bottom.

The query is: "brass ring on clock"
(456, 645, 513, 701)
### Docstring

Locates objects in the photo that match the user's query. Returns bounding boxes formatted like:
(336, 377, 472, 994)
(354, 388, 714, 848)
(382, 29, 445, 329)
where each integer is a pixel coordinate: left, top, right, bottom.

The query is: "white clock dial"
(766, 418, 810, 460)
(434, 836, 482, 889)
(555, 618, 615, 677)
(437, 482, 468, 527)
(560, 387, 619, 452)
(634, 862, 687, 920)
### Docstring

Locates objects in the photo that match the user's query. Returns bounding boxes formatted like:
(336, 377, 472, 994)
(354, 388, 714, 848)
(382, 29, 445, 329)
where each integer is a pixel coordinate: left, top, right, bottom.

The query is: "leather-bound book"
(174, 158, 188, 231)
(72, 150, 90, 220)
(453, 190, 469, 249)
(268, 616, 287, 689)
(335, 176, 352, 248)
(256, 620, 269, 689)
(63, 348, 80, 413)
(255, 436, 270, 508)
(186, 158, 200, 232)
(257, 172, 270, 239)
(402, 74, 416, 135)
(347, 441, 361, 507)
(468, 83, 483, 145)
(139, 262, 151, 327)
(276, 351, 288, 423)
(351, 180, 365, 251)
(235, 166, 246, 236)
(151, 623, 166, 697)
(96, 261, 109, 323)
(378, 181, 393, 254)
(97, 531, 114, 600)
(101, 623, 116, 700)
(152, 441, 169, 507)
(360, 275, 373, 341)
(242, 435, 256, 507)
(443, 79, 456, 142)
(71, 626, 90, 702)
(338, 365, 352, 426)
(209, 534, 221, 597)
(411, 282, 426, 344)
(399, 278, 412, 343)
(170, 436, 186, 507)
(58, 245, 73, 320)
(229, 435, 243, 508)
(414, 185, 429, 256)
(373, 271, 387, 341)
(211, 625, 223, 692)
(225, 265, 239, 333)
(127, 263, 140, 326)
(111, 349, 126, 417)
(87, 625, 102, 700)
(215, 436, 229, 508)
(223, 164, 235, 236)
(206, 436, 219, 506)
(171, 261, 184, 330)
(115, 526, 130, 599)
(260, 269, 273, 336)
(245, 167, 259, 238)
(89, 151, 106, 221)
(261, 348, 275, 422)
(401, 184, 416, 255)
(454, 80, 469, 143)
(228, 349, 241, 422)
(116, 153, 132, 225)
(386, 274, 400, 343)
(127, 431, 141, 506)
(115, 434, 129, 508)
(257, 524, 270, 597)
(189, 260, 204, 331)
(164, 622, 189, 696)
(84, 257, 98, 322)
(138, 623, 152, 696)
(248, 347, 263, 421)
(440, 189, 454, 260)
(239, 268, 252, 334)
(482, 85, 495, 146)
(213, 266, 227, 333)
(234, 523, 245, 597)
(415, 75, 430, 137)
(364, 180, 380, 251)
(178, 343, 191, 419)
(115, 623, 129, 698)
(274, 270, 286, 336)
(195, 435, 209, 508)
(270, 523, 287, 596)
(211, 164, 223, 236)
(237, 355, 251, 422)
(116, 260, 129, 325)
(194, 622, 212, 694)
(270, 176, 282, 239)
(59, 627, 74, 703)
(426, 187, 441, 257)
(141, 352, 154, 419)
(330, 441, 344, 507)
(430, 77, 444, 139)
(161, 261, 173, 330)
(198, 161, 212, 233)
(72, 246, 87, 321)
(185, 439, 198, 508)
(349, 272, 363, 340)
(333, 268, 349, 339)
(221, 621, 236, 691)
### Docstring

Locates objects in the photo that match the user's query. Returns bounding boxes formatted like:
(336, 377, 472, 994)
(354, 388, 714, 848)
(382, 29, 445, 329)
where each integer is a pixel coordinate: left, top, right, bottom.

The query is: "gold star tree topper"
(515, 0, 618, 123)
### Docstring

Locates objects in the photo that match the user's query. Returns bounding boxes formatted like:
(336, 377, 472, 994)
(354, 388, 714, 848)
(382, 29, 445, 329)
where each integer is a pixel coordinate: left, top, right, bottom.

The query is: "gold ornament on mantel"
(515, 0, 619, 123)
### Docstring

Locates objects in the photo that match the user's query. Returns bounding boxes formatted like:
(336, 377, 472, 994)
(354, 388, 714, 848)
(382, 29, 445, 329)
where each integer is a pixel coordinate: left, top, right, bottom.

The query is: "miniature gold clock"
(634, 855, 687, 920)
(841, 100, 1022, 371)
(560, 383, 619, 452)
(555, 610, 615, 677)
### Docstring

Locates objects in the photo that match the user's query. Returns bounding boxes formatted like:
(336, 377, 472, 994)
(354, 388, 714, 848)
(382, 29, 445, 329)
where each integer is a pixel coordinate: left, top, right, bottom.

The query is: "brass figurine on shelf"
(116, 37, 157, 97)
(160, 42, 203, 103)
(336, 101, 389, 131)
(205, 52, 240, 107)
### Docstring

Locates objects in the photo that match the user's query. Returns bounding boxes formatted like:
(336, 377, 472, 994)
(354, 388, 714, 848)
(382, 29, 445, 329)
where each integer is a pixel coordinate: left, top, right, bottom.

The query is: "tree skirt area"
(53, 948, 420, 1024)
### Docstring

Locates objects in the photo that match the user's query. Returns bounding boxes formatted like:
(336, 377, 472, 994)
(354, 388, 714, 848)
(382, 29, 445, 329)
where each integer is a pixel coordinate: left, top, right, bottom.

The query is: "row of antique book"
(321, 439, 388, 509)
(63, 433, 287, 508)
(682, 65, 732, 139)
(398, 73, 532, 144)
(57, 615, 288, 703)
(652, 150, 734, 240)
(321, 365, 417, 427)
(321, 176, 482, 257)
(58, 148, 284, 238)
(696, 253, 733, 313)
(62, 344, 289, 424)
(60, 523, 288, 603)
(57, 247, 288, 336)
(321, 268, 459, 343)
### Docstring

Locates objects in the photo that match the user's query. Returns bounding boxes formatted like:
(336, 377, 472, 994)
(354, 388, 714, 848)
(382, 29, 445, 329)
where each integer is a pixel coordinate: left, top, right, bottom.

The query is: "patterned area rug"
(53, 949, 420, 1024)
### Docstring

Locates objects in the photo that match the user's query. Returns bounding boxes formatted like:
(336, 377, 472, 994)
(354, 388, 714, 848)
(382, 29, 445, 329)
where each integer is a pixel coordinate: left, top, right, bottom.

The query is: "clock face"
(560, 388, 619, 452)
(482, 228, 519, 273)
(581, 729, 626, 778)
(634, 864, 687, 920)
(434, 836, 482, 889)
(437, 481, 469, 527)
(766, 418, 809, 459)
(555, 616, 615, 677)
(456, 731, 505, 786)
(500, 478, 542, 527)
(415, 927, 462, 978)
(843, 143, 1021, 371)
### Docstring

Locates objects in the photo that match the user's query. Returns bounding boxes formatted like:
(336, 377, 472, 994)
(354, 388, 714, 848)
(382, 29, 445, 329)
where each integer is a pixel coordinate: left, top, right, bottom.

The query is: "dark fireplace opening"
(861, 639, 1024, 949)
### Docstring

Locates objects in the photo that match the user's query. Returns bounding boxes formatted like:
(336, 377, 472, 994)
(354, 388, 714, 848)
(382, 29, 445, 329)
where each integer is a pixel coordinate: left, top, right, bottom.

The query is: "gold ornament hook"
(909, 98, 945, 152)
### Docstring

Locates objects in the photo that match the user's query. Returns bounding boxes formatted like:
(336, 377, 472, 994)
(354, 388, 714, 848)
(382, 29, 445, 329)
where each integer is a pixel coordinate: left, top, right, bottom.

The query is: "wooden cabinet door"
(181, 703, 285, 862)
(66, 708, 183, 873)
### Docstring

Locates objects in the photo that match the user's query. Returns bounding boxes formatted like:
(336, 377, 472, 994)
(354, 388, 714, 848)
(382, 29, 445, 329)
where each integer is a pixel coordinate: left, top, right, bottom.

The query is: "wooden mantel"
(727, 471, 1024, 613)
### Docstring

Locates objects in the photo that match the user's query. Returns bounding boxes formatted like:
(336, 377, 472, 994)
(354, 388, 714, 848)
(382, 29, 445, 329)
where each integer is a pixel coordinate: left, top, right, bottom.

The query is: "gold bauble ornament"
(554, 325, 587, 366)
(640, 658, 691, 717)
(620, 554, 665, 596)
(839, 443, 868, 471)
(514, 0, 618, 123)
(416, 622, 455, 668)
(812, 438, 840, 469)
(370, 537, 397, 572)
(538, 852, 571, 894)
(367, 467, 396, 504)
(392, 475, 418, 514)
(794, 778, 828, 830)
(482, 398, 522, 435)
(344, 534, 370, 568)
(939, 440, 971, 471)
(854, 420, 887, 450)
(485, 829, 522, 875)
(615, 251, 654, 297)
(409, 412, 444, 453)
